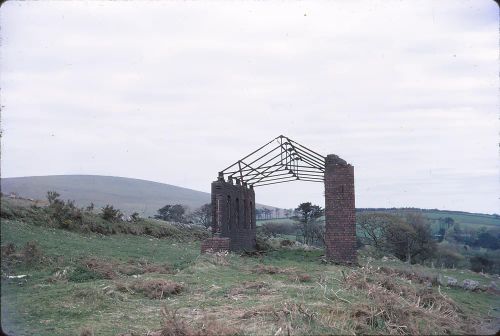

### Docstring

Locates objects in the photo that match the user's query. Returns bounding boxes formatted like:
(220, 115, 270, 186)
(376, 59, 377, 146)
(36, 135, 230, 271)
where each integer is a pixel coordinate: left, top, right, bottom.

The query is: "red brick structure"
(324, 154, 357, 264)
(200, 237, 230, 253)
(204, 173, 256, 252)
(201, 136, 356, 263)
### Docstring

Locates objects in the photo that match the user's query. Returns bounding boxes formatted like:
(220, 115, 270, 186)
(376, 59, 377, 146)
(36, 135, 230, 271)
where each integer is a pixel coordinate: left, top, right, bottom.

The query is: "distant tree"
(294, 202, 323, 224)
(474, 229, 500, 250)
(155, 204, 186, 223)
(86, 202, 95, 212)
(263, 208, 272, 220)
(358, 212, 436, 264)
(101, 205, 123, 222)
(190, 203, 212, 228)
(356, 213, 400, 249)
(255, 208, 264, 220)
(438, 217, 455, 230)
(274, 208, 280, 219)
(294, 202, 324, 245)
(385, 213, 436, 264)
(470, 255, 495, 273)
(443, 217, 455, 227)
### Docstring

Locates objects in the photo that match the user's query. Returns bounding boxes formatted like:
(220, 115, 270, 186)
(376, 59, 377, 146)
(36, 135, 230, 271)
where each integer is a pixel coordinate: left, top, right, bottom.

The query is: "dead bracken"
(340, 265, 473, 335)
(116, 279, 184, 299)
(81, 257, 173, 280)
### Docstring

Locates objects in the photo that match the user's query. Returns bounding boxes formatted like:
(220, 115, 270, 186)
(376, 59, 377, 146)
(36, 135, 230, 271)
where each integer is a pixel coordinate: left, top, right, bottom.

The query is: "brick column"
(324, 154, 357, 264)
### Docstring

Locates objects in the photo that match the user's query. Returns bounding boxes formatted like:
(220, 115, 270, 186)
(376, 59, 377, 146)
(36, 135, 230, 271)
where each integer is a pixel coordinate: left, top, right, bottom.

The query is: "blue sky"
(1, 0, 498, 213)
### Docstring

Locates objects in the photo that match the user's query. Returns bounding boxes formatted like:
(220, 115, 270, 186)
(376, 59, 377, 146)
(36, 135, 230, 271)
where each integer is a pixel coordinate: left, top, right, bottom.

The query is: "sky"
(1, 0, 498, 214)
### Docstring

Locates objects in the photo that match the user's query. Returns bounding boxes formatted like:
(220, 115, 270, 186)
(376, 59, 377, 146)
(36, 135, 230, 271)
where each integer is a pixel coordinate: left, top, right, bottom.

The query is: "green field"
(2, 212, 500, 335)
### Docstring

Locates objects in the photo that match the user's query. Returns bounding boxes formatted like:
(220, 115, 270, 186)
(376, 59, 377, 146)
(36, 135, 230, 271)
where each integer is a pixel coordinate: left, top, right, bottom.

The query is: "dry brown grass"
(116, 279, 184, 299)
(82, 257, 173, 279)
(84, 258, 117, 279)
(378, 266, 438, 286)
(240, 301, 325, 335)
(79, 326, 94, 336)
(291, 273, 313, 283)
(228, 281, 269, 297)
(340, 265, 474, 335)
(253, 265, 312, 284)
(144, 307, 241, 336)
(252, 265, 295, 275)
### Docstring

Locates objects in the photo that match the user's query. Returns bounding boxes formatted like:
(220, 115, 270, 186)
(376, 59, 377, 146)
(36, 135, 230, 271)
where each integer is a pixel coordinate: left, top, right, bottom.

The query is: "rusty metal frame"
(219, 135, 325, 188)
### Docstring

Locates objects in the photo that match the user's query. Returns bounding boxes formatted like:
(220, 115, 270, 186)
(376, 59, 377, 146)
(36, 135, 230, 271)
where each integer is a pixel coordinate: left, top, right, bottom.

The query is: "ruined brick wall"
(207, 176, 256, 252)
(324, 154, 357, 264)
(200, 237, 230, 253)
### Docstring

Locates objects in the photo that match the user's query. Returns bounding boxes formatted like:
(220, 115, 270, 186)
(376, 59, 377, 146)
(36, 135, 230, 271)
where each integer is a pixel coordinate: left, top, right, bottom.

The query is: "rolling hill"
(0, 175, 272, 217)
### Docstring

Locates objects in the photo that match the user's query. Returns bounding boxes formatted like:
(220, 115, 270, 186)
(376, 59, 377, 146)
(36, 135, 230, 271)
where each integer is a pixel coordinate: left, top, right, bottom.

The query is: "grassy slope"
(2, 218, 499, 335)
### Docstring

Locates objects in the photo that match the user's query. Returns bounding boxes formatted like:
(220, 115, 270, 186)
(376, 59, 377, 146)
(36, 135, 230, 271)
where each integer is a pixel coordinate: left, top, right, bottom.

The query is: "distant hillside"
(0, 175, 274, 217)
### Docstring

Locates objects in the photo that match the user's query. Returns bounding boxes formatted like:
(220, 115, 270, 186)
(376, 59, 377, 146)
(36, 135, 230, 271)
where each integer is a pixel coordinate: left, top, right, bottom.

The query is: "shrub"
(46, 194, 83, 229)
(47, 191, 60, 205)
(130, 212, 140, 222)
(255, 236, 272, 251)
(100, 205, 123, 222)
(469, 255, 495, 273)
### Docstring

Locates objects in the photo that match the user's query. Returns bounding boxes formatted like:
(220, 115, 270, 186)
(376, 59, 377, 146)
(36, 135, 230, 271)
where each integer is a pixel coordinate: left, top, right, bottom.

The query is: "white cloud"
(1, 0, 498, 213)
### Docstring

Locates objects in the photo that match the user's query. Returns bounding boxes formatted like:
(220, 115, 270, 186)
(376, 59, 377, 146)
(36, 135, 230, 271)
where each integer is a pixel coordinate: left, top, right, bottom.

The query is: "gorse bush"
(48, 198, 83, 229)
(2, 196, 209, 242)
(100, 205, 123, 221)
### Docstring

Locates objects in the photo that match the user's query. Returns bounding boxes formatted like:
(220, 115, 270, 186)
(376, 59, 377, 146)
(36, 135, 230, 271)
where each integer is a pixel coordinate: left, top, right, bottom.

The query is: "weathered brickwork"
(324, 154, 357, 264)
(204, 151, 356, 263)
(200, 237, 230, 253)
(201, 174, 256, 253)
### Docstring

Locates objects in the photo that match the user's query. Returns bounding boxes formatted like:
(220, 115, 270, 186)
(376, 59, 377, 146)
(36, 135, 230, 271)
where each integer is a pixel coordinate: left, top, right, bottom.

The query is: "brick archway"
(201, 135, 356, 265)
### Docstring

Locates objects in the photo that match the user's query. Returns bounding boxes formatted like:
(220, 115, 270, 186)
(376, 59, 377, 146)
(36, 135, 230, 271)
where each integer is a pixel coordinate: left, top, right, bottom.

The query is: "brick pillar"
(324, 154, 357, 264)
